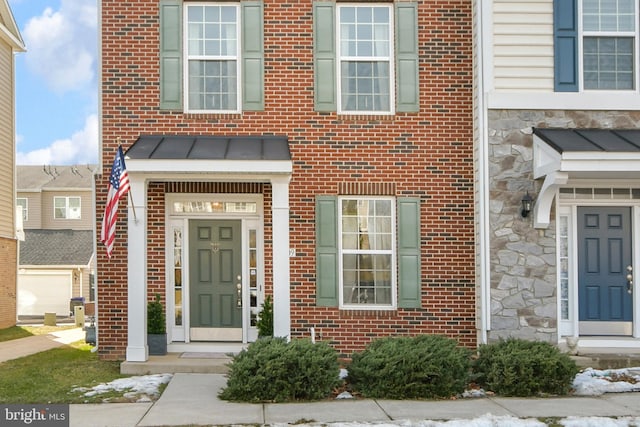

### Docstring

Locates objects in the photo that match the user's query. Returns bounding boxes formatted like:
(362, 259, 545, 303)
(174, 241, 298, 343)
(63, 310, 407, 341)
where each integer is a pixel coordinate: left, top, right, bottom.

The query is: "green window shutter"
(397, 198, 421, 308)
(160, 0, 182, 110)
(313, 2, 336, 112)
(242, 1, 264, 110)
(316, 196, 338, 306)
(395, 2, 419, 112)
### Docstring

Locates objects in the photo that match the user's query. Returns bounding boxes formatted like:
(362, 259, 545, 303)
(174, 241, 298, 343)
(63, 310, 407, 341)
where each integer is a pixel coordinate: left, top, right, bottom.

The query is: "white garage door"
(18, 272, 72, 316)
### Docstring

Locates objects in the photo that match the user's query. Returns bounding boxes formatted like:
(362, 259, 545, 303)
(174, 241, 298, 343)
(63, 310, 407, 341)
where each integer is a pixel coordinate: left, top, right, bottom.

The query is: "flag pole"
(128, 190, 138, 222)
(118, 137, 137, 222)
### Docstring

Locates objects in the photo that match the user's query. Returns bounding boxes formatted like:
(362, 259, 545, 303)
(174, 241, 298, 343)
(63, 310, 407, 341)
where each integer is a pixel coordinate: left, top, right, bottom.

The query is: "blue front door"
(578, 207, 633, 335)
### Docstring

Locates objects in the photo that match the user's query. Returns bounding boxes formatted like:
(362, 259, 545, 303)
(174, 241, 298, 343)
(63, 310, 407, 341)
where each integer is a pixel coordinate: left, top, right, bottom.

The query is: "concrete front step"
(120, 353, 231, 375)
(572, 353, 640, 369)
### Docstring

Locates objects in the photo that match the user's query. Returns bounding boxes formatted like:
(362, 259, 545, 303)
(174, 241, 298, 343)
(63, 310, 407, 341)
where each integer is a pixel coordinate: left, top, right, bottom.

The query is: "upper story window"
(554, 0, 638, 92)
(54, 197, 81, 220)
(160, 1, 264, 112)
(337, 5, 393, 113)
(16, 198, 27, 221)
(186, 4, 240, 112)
(313, 2, 418, 113)
(582, 0, 636, 90)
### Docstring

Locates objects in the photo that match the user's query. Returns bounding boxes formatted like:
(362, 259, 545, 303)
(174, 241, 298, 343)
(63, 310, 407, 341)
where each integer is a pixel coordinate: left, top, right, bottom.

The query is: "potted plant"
(256, 296, 273, 338)
(147, 293, 167, 355)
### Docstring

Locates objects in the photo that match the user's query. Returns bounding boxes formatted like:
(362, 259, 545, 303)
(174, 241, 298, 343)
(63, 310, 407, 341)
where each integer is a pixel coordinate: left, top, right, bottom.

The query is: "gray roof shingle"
(20, 230, 94, 266)
(17, 165, 97, 191)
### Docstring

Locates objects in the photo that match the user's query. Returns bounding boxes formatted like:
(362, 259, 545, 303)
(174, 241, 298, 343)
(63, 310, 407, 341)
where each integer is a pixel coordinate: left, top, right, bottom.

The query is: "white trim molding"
(533, 134, 640, 228)
(123, 162, 292, 362)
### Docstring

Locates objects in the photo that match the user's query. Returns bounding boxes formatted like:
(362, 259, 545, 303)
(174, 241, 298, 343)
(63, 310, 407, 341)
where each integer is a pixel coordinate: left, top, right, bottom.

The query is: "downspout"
(475, 0, 491, 344)
(90, 165, 99, 353)
(92, 0, 103, 353)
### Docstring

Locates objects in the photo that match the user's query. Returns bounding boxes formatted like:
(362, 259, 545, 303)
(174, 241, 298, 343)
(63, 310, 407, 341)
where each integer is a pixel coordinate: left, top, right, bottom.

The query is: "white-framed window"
(582, 0, 637, 90)
(339, 197, 395, 308)
(337, 4, 394, 114)
(185, 3, 240, 112)
(16, 198, 28, 221)
(54, 197, 81, 219)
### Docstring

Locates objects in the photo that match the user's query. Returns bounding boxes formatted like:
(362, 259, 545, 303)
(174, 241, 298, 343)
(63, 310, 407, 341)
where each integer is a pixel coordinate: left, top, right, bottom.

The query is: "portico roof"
(532, 128, 640, 229)
(123, 135, 292, 177)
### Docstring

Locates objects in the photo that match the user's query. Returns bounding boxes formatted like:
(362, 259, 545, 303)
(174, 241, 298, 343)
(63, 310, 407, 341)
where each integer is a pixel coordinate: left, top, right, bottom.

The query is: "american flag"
(100, 145, 131, 258)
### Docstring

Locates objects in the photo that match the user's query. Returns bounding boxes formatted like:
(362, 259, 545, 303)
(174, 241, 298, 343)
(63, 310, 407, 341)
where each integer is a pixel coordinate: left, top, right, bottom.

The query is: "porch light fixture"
(521, 192, 533, 218)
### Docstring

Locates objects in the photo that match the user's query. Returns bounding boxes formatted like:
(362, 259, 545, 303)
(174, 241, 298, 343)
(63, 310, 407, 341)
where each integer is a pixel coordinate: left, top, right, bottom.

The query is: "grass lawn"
(0, 324, 77, 342)
(0, 341, 128, 404)
(0, 325, 150, 404)
(0, 326, 34, 342)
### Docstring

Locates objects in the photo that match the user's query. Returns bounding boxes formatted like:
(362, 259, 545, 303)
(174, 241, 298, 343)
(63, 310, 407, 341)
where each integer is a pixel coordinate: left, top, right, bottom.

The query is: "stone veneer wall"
(486, 109, 640, 343)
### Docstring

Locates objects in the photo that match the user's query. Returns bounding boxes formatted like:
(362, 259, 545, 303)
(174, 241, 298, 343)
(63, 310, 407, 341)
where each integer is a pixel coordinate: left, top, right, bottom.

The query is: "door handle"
(236, 275, 242, 308)
(627, 265, 633, 295)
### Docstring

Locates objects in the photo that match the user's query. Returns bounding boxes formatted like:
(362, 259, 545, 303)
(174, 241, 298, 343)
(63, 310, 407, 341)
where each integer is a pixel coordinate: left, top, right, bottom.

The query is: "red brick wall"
(0, 237, 17, 329)
(98, 0, 475, 360)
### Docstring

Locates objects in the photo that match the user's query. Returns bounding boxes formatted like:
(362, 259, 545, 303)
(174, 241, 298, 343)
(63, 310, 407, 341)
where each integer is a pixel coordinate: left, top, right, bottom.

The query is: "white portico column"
(271, 176, 291, 339)
(126, 175, 148, 361)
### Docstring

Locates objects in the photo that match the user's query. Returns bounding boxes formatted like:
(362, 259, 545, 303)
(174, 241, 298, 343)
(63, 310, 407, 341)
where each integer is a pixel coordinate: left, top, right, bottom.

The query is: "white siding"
(17, 192, 43, 229)
(492, 0, 554, 92)
(0, 41, 15, 238)
(41, 190, 94, 230)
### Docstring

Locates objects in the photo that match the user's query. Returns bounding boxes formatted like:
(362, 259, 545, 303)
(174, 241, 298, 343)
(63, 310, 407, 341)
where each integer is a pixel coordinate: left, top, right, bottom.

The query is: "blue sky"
(8, 0, 98, 165)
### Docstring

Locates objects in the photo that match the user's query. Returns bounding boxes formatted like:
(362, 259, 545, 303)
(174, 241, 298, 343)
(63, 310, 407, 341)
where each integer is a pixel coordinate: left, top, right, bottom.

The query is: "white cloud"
(22, 0, 97, 94)
(17, 114, 98, 165)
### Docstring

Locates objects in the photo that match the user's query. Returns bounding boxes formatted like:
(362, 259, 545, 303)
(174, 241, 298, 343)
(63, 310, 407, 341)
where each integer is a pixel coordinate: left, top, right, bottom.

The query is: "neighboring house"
(98, 0, 475, 361)
(0, 0, 24, 329)
(17, 165, 97, 317)
(476, 0, 640, 353)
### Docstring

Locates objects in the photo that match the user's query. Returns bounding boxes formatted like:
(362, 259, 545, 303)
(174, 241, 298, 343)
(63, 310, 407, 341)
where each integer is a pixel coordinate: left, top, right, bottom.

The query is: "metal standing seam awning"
(532, 128, 640, 228)
(123, 135, 292, 176)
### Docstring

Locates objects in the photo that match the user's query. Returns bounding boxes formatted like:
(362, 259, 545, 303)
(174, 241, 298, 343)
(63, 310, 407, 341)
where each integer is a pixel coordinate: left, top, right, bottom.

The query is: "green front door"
(189, 219, 242, 341)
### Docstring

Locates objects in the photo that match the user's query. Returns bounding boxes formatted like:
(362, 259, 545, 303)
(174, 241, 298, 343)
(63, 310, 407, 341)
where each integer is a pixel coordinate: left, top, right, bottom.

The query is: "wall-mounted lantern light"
(521, 192, 533, 218)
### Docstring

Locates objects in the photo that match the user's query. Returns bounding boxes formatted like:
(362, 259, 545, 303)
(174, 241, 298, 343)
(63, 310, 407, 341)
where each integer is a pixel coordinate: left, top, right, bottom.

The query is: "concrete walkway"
(69, 372, 640, 427)
(3, 329, 640, 426)
(0, 327, 85, 363)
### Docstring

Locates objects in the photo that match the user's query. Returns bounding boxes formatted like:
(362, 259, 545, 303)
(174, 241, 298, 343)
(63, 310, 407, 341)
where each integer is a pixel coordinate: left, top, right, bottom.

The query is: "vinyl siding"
(41, 190, 94, 230)
(492, 0, 554, 91)
(16, 192, 43, 229)
(0, 41, 15, 238)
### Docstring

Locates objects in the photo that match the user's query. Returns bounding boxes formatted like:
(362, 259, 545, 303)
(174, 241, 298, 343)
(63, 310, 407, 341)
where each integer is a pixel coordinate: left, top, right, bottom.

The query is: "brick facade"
(0, 236, 17, 329)
(98, 0, 475, 360)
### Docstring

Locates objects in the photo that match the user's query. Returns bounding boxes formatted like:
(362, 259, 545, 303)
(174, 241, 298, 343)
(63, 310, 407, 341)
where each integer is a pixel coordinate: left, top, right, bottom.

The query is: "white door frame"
(557, 187, 640, 349)
(165, 194, 264, 346)
(125, 172, 291, 362)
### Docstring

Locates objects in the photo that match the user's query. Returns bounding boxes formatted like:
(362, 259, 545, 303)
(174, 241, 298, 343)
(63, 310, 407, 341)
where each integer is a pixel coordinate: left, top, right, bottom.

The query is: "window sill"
(339, 309, 398, 318)
(335, 114, 397, 123)
(184, 113, 243, 121)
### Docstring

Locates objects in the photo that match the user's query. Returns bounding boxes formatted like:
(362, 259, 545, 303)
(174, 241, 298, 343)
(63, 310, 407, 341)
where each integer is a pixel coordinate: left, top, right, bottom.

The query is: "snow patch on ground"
(72, 373, 172, 402)
(573, 367, 640, 396)
(274, 416, 640, 427)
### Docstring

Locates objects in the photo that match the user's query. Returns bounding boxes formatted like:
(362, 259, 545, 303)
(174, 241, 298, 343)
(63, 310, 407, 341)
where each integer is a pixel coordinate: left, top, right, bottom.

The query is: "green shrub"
(219, 337, 341, 402)
(473, 338, 579, 397)
(147, 293, 165, 334)
(347, 335, 471, 399)
(256, 296, 273, 338)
